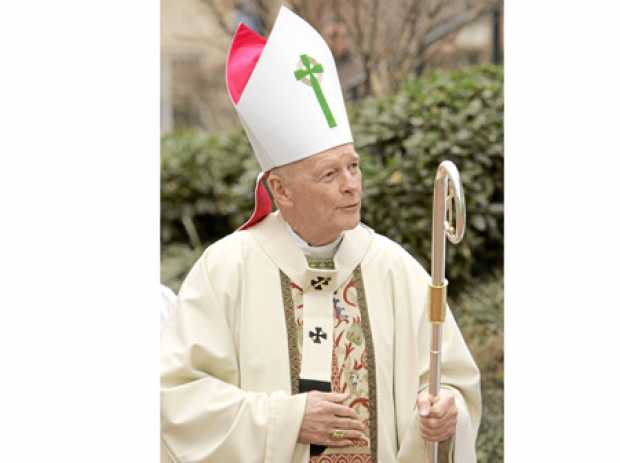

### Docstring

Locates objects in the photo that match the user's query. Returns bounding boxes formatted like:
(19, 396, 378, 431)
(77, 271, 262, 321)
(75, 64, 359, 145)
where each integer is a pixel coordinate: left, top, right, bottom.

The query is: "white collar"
(286, 223, 343, 259)
(247, 211, 374, 289)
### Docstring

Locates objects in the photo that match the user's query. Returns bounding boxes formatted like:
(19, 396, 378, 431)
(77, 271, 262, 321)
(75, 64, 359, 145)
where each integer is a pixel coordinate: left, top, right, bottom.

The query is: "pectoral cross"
(294, 54, 337, 128)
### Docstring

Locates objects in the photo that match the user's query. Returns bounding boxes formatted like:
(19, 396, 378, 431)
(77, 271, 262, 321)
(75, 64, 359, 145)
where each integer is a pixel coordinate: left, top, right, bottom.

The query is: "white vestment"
(160, 285, 178, 329)
(161, 212, 481, 462)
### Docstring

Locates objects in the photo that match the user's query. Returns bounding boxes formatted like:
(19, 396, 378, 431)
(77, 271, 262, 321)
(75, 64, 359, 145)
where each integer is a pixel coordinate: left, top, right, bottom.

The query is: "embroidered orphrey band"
(352, 265, 378, 463)
(279, 270, 300, 394)
(279, 266, 379, 462)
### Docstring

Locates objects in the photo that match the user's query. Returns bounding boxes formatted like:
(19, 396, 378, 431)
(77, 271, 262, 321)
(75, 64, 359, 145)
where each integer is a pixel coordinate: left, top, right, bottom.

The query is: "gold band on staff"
(428, 281, 447, 323)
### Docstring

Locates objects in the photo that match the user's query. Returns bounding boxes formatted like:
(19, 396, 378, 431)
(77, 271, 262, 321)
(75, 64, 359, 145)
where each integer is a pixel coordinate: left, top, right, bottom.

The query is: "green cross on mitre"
(294, 54, 337, 128)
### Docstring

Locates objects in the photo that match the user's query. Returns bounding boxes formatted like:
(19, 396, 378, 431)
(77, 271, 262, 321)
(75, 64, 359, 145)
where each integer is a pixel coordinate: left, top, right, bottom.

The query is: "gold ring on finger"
(331, 430, 345, 440)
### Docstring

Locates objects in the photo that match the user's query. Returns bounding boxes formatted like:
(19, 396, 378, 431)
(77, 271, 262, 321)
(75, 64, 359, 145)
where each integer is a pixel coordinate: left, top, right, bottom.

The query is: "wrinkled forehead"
(295, 143, 357, 171)
(270, 143, 357, 181)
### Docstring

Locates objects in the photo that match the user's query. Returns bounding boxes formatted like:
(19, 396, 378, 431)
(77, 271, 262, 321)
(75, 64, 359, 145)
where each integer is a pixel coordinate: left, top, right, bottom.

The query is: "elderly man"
(161, 6, 480, 463)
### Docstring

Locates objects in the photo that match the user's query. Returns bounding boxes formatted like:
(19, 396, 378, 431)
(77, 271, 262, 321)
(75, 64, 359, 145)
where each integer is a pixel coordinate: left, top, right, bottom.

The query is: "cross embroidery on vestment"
(310, 276, 331, 290)
(309, 326, 328, 344)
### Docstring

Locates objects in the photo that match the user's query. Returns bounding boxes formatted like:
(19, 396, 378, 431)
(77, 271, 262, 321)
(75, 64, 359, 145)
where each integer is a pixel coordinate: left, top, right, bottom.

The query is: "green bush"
(161, 65, 503, 292)
(451, 270, 504, 462)
(161, 243, 204, 293)
(161, 130, 259, 248)
(354, 65, 503, 290)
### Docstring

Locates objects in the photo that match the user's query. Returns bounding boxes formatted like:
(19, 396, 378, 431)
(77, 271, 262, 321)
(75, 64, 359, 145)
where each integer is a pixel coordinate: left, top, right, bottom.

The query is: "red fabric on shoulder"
(226, 23, 267, 104)
(238, 172, 273, 230)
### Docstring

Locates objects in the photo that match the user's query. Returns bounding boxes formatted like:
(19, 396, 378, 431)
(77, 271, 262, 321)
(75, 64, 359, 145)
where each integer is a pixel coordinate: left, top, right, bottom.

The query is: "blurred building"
(427, 3, 503, 70)
(161, 0, 502, 134)
(161, 0, 235, 134)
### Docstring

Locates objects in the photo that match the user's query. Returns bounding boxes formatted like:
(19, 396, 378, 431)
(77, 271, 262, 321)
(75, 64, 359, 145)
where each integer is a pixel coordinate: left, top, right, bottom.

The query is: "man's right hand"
(297, 391, 367, 447)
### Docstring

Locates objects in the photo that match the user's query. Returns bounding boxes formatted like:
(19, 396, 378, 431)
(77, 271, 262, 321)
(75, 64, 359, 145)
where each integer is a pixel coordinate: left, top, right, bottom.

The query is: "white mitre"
(226, 6, 353, 229)
(226, 6, 352, 171)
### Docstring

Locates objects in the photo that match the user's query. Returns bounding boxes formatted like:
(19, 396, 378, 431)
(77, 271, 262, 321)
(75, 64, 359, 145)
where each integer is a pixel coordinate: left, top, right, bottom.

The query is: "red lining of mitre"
(226, 23, 267, 104)
(238, 172, 273, 231)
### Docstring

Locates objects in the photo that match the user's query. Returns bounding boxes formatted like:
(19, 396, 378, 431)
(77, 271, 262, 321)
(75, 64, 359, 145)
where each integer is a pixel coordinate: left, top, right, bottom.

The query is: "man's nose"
(341, 170, 361, 195)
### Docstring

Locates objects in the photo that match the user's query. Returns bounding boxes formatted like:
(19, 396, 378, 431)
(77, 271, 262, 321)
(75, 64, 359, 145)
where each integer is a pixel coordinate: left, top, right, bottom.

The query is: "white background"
(506, 1, 620, 460)
(0, 1, 619, 461)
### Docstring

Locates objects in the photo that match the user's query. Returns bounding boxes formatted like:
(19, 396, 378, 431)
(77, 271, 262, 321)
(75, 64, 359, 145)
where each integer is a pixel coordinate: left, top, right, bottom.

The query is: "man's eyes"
(321, 163, 359, 180)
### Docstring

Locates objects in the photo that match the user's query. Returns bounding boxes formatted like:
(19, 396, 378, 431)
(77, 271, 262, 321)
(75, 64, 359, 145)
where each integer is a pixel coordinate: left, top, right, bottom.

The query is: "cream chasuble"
(161, 211, 481, 463)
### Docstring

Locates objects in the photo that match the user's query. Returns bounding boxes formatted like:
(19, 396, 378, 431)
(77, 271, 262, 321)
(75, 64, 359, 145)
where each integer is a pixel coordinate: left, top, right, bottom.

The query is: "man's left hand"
(416, 389, 458, 443)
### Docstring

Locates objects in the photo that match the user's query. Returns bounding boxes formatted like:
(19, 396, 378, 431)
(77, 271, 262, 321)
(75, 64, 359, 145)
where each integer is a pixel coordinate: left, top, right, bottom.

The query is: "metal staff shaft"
(427, 161, 466, 463)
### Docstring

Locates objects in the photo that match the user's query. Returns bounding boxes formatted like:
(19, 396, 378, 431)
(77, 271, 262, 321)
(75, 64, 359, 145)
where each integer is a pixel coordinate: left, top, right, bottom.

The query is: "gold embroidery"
(306, 257, 336, 270)
(279, 271, 300, 394)
(353, 265, 378, 463)
(281, 265, 378, 462)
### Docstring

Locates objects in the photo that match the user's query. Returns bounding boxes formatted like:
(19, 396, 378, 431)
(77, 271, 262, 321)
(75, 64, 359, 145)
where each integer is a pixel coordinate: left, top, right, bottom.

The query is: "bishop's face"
(282, 143, 363, 245)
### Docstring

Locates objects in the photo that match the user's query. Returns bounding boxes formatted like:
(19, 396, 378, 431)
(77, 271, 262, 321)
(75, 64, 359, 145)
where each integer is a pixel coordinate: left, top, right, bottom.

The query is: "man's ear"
(266, 172, 294, 208)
